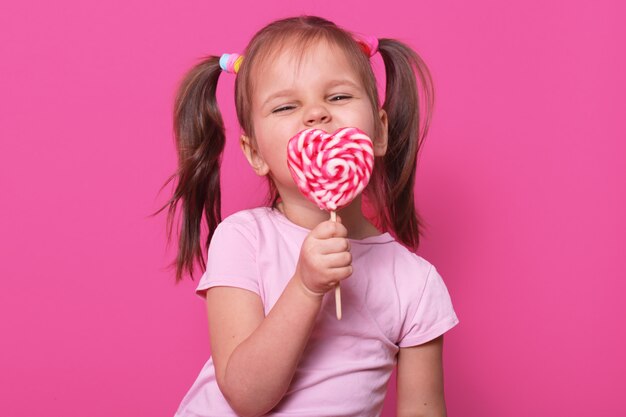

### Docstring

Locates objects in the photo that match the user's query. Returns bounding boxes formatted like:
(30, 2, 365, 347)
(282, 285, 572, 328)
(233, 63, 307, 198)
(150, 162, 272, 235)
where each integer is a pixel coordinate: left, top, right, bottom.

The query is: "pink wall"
(1, 1, 624, 415)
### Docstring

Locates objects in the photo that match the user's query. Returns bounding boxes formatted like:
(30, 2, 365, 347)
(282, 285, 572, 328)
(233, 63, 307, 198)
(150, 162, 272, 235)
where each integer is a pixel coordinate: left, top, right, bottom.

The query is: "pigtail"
(152, 56, 225, 282)
(373, 38, 435, 251)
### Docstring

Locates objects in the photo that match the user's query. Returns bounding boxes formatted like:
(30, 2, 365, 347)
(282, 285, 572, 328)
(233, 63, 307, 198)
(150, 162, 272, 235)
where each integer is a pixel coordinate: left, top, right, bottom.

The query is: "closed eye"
(329, 95, 352, 102)
(272, 105, 296, 114)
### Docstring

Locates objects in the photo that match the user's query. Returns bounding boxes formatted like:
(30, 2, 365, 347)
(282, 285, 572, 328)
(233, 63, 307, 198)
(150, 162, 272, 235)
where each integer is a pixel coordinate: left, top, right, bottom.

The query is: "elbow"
(219, 388, 255, 417)
(222, 394, 273, 417)
(218, 375, 280, 417)
(227, 402, 266, 417)
(226, 402, 263, 417)
(218, 381, 257, 417)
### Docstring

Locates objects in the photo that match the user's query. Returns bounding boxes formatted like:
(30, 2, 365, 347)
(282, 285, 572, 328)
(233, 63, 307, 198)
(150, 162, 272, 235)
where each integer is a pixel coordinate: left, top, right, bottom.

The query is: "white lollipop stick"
(330, 210, 342, 320)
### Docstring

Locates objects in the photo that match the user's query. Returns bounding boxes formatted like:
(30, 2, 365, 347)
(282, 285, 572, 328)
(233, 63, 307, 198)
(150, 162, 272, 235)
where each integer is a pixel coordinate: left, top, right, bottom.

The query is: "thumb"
(335, 213, 343, 224)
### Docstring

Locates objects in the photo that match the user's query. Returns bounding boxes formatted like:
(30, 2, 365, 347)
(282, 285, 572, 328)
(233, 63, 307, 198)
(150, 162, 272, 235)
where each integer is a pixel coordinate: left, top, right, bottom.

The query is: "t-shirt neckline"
(264, 206, 395, 244)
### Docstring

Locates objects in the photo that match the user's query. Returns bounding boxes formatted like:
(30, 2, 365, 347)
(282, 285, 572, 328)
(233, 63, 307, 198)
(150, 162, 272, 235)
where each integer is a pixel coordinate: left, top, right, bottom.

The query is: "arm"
(207, 219, 352, 417)
(206, 275, 322, 417)
(396, 335, 447, 417)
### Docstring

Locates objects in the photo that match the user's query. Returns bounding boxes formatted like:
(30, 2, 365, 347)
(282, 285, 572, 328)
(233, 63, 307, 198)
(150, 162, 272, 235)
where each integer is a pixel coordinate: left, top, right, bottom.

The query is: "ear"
(373, 109, 389, 157)
(240, 135, 270, 176)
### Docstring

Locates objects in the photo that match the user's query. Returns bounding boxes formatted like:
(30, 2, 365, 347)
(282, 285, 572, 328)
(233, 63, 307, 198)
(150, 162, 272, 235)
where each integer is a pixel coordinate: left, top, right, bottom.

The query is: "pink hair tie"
(355, 35, 379, 57)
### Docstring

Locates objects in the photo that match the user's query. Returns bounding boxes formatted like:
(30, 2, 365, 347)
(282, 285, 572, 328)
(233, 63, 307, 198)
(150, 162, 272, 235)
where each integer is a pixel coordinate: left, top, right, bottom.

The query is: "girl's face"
(242, 39, 388, 206)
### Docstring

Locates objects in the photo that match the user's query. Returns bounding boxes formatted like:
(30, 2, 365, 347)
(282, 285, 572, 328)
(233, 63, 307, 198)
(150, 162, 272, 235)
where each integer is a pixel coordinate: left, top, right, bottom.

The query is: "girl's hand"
(295, 215, 352, 296)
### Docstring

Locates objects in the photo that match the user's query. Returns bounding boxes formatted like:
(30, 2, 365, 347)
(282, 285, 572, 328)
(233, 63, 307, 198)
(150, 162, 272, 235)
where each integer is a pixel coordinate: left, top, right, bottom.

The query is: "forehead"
(251, 38, 360, 97)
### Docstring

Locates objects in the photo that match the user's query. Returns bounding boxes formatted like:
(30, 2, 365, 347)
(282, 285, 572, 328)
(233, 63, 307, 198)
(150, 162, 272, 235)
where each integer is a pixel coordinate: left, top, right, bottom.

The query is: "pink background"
(1, 0, 624, 415)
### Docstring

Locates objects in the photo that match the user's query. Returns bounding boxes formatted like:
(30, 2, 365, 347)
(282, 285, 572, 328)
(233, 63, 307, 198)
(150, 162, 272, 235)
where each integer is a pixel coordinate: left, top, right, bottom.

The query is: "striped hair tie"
(219, 53, 243, 74)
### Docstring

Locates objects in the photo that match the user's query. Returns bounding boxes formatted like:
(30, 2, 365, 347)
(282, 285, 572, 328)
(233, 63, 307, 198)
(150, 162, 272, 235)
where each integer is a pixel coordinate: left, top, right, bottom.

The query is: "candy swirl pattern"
(287, 127, 375, 211)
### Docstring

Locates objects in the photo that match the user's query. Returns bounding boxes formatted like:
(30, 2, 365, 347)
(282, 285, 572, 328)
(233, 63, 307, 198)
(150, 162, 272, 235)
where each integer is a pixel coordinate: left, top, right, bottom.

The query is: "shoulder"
(216, 207, 272, 235)
(220, 207, 268, 227)
(354, 233, 435, 279)
(355, 237, 439, 299)
(213, 206, 294, 246)
(373, 239, 436, 280)
(378, 241, 441, 299)
(223, 206, 288, 225)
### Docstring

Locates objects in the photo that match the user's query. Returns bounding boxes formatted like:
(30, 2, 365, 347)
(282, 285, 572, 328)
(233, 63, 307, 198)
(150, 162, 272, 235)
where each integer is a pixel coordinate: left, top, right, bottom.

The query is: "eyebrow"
(261, 79, 361, 108)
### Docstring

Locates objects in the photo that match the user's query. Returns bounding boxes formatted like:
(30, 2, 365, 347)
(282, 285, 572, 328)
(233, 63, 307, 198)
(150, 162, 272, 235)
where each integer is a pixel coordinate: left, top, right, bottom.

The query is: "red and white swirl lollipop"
(287, 127, 375, 319)
(287, 127, 374, 212)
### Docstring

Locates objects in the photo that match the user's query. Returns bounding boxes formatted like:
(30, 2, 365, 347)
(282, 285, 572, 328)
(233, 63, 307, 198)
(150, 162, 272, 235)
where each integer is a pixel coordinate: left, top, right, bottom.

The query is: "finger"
(331, 221, 348, 238)
(328, 265, 353, 282)
(312, 220, 347, 239)
(319, 237, 350, 254)
(311, 220, 335, 239)
(323, 251, 352, 268)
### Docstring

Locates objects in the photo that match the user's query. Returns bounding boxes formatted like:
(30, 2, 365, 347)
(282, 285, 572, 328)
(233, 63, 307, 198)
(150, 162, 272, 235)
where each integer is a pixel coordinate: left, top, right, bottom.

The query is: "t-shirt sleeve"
(397, 265, 460, 347)
(194, 219, 260, 299)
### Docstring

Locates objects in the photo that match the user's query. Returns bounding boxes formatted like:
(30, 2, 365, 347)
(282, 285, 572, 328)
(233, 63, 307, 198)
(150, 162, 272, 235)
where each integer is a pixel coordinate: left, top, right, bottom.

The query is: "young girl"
(160, 15, 459, 417)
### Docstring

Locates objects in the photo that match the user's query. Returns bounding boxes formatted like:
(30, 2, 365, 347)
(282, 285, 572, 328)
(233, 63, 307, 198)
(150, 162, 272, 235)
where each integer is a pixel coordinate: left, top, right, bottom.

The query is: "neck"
(276, 194, 380, 239)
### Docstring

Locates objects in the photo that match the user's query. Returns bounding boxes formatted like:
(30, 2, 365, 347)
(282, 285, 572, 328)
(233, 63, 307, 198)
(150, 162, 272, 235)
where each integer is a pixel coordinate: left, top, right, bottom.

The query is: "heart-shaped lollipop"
(287, 127, 375, 320)
(287, 127, 374, 212)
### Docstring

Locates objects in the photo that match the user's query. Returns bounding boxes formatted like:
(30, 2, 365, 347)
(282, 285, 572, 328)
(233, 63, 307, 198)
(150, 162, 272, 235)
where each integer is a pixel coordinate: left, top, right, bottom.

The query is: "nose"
(303, 104, 332, 127)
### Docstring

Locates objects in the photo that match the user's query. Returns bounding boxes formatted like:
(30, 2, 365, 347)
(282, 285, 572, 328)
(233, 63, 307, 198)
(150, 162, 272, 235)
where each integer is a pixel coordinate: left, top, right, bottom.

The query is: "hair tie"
(219, 53, 244, 74)
(355, 35, 379, 57)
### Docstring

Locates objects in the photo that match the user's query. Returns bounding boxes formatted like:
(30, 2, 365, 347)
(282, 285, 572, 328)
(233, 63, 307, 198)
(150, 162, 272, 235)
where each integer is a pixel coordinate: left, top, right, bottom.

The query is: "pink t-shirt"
(174, 207, 459, 417)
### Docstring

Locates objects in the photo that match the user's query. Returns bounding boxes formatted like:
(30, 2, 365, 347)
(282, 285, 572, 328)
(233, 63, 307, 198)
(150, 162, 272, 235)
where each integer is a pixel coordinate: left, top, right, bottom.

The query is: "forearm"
(223, 272, 323, 416)
(397, 406, 447, 417)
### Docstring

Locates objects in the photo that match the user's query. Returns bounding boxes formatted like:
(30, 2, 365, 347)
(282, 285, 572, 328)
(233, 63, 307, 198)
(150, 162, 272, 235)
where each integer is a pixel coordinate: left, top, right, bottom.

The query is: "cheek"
(353, 108, 378, 138)
(255, 134, 288, 169)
